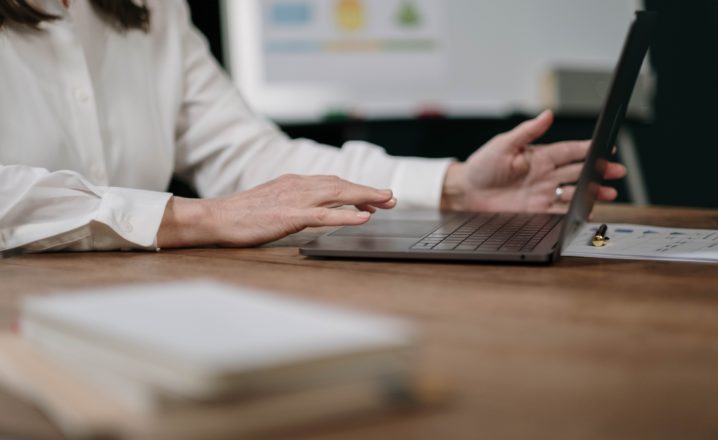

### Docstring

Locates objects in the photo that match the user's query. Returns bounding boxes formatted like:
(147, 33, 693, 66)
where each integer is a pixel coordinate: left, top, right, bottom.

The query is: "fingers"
(604, 162, 627, 180)
(555, 185, 575, 204)
(552, 160, 626, 188)
(542, 140, 591, 167)
(310, 176, 394, 207)
(541, 142, 627, 177)
(364, 197, 398, 209)
(501, 109, 554, 150)
(302, 208, 373, 228)
(552, 163, 584, 185)
(302, 196, 398, 229)
(355, 204, 377, 213)
(596, 186, 618, 201)
(355, 197, 397, 213)
(554, 184, 618, 206)
(288, 175, 399, 228)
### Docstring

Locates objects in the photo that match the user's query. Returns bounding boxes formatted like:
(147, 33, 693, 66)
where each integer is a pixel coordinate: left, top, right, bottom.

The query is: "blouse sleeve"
(0, 164, 170, 255)
(170, 1, 452, 209)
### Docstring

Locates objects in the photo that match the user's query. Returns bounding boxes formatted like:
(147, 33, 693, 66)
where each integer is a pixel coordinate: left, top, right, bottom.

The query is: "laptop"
(300, 11, 657, 264)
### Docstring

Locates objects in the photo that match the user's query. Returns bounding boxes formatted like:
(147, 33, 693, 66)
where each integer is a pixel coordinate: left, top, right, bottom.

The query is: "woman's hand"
(157, 174, 396, 248)
(441, 110, 627, 213)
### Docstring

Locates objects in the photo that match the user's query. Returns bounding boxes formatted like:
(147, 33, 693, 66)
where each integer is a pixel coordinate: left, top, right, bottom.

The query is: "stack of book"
(0, 280, 443, 439)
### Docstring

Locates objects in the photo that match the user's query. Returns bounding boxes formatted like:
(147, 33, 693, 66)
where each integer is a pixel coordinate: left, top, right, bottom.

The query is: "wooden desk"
(1, 204, 717, 440)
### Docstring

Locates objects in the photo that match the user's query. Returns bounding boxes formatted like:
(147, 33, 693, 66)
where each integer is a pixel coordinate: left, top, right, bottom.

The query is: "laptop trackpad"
(329, 220, 439, 238)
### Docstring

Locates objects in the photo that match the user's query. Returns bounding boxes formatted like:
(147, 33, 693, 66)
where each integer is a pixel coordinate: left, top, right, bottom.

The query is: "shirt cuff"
(390, 157, 454, 209)
(91, 188, 172, 250)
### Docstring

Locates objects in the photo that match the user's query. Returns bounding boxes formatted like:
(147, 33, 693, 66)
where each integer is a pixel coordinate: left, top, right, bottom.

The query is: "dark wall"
(185, 1, 717, 209)
(642, 0, 718, 208)
(186, 0, 224, 65)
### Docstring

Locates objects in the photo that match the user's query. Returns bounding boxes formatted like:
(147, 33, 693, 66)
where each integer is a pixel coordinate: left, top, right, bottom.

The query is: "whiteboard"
(222, 0, 639, 122)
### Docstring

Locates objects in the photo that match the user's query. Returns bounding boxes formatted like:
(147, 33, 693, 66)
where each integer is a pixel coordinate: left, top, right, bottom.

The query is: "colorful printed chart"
(260, 0, 448, 82)
(225, 0, 636, 122)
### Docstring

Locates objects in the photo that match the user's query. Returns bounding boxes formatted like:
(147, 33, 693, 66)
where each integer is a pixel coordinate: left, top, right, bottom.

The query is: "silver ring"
(554, 186, 564, 203)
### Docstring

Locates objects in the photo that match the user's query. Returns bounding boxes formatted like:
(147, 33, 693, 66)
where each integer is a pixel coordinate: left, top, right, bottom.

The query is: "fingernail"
(357, 211, 371, 219)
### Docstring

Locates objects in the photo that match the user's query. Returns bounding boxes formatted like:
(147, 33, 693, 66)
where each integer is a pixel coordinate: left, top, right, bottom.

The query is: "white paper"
(22, 281, 413, 375)
(563, 223, 718, 263)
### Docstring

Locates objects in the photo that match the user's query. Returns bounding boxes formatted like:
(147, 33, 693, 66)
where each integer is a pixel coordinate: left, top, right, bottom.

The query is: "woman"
(0, 0, 625, 254)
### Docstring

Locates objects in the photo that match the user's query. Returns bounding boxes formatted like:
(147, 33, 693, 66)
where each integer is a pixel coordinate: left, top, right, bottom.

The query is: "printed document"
(564, 223, 718, 263)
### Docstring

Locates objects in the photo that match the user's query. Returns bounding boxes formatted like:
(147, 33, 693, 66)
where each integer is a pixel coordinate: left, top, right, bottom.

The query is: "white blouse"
(0, 0, 451, 255)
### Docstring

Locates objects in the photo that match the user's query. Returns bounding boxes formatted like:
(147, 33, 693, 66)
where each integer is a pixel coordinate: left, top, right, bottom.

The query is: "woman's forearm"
(156, 197, 217, 249)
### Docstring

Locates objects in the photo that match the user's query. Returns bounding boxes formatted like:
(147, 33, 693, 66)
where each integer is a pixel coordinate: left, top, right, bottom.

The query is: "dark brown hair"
(0, 0, 150, 32)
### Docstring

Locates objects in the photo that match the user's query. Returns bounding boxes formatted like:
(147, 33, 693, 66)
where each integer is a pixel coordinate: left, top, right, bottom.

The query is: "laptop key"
(434, 242, 461, 250)
(411, 242, 438, 250)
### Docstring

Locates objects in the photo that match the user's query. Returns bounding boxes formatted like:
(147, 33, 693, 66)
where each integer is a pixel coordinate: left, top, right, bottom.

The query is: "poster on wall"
(225, 0, 636, 121)
(260, 0, 448, 83)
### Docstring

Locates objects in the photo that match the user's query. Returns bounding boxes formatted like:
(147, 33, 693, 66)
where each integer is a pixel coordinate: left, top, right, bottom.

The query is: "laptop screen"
(558, 11, 658, 253)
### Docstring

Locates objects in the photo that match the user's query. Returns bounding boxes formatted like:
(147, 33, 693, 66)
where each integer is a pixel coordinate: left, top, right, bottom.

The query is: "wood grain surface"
(1, 204, 717, 440)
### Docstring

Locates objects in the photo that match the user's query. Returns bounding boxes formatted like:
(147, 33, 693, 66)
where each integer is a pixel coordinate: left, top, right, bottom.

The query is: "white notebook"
(21, 280, 415, 404)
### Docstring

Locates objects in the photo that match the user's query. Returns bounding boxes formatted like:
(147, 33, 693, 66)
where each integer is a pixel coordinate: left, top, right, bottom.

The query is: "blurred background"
(182, 0, 718, 209)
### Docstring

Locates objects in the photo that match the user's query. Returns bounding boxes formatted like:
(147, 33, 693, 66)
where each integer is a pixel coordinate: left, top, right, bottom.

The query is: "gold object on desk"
(591, 223, 610, 247)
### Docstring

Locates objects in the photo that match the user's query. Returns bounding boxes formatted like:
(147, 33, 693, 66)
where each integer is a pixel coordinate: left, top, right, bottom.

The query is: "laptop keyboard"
(411, 213, 562, 252)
